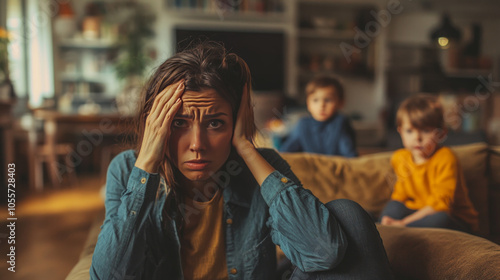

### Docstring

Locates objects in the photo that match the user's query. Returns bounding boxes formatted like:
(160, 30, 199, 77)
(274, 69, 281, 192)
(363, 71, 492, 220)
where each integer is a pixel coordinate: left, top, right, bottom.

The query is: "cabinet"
(296, 1, 377, 95)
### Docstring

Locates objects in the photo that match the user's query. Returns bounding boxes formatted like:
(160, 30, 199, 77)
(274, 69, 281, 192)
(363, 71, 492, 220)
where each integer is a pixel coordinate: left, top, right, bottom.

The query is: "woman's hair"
(396, 94, 445, 129)
(134, 41, 256, 194)
(305, 75, 345, 103)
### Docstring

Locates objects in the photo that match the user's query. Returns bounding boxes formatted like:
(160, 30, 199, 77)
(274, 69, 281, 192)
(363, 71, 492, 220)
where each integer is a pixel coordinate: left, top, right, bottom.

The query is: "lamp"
(430, 14, 461, 49)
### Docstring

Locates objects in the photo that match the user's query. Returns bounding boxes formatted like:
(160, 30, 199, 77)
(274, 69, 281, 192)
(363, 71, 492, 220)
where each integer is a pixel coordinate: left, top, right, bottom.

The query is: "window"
(6, 0, 54, 106)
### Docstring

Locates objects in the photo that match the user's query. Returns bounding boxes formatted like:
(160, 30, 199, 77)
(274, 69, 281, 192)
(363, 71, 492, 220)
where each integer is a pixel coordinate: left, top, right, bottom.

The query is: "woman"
(90, 42, 393, 280)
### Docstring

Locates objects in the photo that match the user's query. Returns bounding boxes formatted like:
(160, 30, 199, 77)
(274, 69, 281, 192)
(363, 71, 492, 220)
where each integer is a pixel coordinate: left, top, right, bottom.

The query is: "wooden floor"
(0, 175, 104, 280)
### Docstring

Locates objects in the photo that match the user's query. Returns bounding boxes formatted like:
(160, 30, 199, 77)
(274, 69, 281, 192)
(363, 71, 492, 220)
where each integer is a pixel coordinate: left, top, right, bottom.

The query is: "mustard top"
(180, 188, 228, 280)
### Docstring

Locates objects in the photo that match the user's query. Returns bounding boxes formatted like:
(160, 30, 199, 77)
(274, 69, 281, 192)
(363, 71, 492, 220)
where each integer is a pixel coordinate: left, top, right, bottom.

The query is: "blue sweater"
(279, 114, 358, 157)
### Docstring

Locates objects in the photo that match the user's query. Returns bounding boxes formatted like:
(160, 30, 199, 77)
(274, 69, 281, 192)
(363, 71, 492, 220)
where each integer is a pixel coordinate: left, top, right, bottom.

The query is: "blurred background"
(0, 0, 500, 279)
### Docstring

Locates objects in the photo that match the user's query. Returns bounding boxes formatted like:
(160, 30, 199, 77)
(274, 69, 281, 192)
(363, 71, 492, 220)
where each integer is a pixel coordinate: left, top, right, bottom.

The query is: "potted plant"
(0, 26, 15, 101)
(114, 4, 155, 116)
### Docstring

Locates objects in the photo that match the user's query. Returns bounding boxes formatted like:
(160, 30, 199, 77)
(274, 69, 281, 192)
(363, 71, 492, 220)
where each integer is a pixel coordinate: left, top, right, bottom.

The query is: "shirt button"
(141, 177, 146, 184)
(230, 268, 237, 274)
(280, 177, 288, 183)
(226, 218, 233, 225)
(130, 211, 136, 216)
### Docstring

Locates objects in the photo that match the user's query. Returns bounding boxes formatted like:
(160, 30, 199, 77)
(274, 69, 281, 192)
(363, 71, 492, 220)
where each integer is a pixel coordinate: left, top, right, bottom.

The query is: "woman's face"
(168, 88, 234, 184)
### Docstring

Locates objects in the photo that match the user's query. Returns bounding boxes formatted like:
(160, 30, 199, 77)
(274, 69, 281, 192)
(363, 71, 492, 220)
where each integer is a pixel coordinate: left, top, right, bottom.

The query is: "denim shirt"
(90, 148, 347, 280)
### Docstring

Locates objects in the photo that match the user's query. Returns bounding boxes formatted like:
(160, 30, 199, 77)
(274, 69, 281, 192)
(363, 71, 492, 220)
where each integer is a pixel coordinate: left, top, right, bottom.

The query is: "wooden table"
(29, 109, 134, 190)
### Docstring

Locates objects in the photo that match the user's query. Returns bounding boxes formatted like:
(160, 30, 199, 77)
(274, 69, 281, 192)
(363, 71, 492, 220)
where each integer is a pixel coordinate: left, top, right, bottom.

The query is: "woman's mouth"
(185, 160, 210, 170)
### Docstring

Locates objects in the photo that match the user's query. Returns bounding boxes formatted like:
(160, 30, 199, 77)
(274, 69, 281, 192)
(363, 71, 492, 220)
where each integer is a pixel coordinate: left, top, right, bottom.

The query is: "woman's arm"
(91, 81, 185, 279)
(90, 152, 161, 279)
(233, 88, 347, 272)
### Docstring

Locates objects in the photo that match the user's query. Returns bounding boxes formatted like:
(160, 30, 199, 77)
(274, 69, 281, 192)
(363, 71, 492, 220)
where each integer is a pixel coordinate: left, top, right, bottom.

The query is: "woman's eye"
(173, 119, 187, 127)
(208, 120, 224, 129)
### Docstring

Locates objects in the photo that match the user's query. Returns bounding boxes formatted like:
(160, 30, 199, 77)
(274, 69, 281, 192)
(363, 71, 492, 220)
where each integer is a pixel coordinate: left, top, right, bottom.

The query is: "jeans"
(283, 199, 394, 280)
(379, 200, 469, 232)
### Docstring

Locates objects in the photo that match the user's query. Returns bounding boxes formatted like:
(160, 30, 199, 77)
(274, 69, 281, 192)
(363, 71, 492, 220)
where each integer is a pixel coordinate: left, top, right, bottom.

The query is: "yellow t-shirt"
(180, 188, 228, 280)
(391, 147, 479, 232)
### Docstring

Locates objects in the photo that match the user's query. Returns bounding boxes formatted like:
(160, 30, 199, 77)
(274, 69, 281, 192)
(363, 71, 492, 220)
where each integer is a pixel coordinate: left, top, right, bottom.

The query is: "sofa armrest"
(377, 224, 500, 280)
(66, 210, 104, 280)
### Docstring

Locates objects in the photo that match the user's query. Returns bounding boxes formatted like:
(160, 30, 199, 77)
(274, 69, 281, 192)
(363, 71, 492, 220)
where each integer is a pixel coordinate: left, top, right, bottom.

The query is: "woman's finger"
(160, 96, 183, 129)
(157, 82, 184, 127)
(161, 97, 183, 130)
(149, 80, 184, 121)
(163, 81, 185, 115)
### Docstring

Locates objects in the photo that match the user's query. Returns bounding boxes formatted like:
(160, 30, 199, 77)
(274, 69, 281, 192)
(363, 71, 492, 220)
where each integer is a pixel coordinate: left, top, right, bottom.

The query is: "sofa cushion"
(281, 151, 394, 217)
(449, 143, 489, 235)
(66, 211, 104, 280)
(489, 146, 500, 240)
(377, 224, 500, 280)
(281, 143, 490, 236)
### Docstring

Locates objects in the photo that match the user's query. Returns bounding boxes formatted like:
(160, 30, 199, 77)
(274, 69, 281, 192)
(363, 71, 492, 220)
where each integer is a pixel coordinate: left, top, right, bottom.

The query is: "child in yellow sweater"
(380, 94, 479, 232)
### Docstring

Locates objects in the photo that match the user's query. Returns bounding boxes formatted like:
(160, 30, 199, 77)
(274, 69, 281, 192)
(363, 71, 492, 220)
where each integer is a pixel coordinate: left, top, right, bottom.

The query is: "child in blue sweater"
(279, 76, 358, 157)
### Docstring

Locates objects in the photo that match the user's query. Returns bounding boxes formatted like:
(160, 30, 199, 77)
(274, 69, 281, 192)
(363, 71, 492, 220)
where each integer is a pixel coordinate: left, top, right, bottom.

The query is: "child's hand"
(381, 216, 406, 227)
(232, 84, 254, 156)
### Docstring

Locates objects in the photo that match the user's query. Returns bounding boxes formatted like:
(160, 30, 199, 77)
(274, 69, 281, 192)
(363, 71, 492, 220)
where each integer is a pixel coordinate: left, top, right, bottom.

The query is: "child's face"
(306, 87, 342, 122)
(398, 115, 444, 163)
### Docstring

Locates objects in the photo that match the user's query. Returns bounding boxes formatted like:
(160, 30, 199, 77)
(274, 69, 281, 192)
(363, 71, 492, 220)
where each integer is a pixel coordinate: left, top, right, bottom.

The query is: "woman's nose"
(189, 126, 206, 152)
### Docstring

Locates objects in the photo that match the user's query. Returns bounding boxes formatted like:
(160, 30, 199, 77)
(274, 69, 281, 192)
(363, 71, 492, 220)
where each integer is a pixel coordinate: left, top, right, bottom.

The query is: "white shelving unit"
(53, 37, 120, 105)
(296, 1, 379, 92)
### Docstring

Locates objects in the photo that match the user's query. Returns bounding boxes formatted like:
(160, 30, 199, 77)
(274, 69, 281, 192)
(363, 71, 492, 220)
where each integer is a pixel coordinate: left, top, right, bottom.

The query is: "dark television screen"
(175, 28, 285, 92)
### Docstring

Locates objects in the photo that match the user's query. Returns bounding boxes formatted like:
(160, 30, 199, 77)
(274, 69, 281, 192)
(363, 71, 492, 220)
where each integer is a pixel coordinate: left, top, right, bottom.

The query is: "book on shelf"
(170, 0, 284, 13)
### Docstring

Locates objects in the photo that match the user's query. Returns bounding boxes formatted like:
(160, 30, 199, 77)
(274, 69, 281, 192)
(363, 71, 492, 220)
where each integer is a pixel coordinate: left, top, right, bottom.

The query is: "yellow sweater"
(391, 147, 479, 232)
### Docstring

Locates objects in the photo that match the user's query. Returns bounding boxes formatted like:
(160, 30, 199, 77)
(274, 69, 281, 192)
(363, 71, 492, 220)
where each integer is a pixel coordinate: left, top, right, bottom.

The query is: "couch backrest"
(281, 142, 490, 236)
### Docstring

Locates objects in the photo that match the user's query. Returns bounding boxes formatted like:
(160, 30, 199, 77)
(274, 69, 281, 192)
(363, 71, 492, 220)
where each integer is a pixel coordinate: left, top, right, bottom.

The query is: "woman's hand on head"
(232, 84, 255, 157)
(232, 84, 276, 185)
(135, 80, 185, 173)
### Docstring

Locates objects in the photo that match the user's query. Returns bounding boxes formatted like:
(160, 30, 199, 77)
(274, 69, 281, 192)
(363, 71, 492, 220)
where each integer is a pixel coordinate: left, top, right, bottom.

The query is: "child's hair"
(396, 94, 445, 129)
(305, 76, 344, 103)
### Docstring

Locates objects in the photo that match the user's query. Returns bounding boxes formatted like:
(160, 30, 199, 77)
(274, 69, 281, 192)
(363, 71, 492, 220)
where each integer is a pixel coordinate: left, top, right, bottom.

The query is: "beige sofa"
(67, 143, 500, 280)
